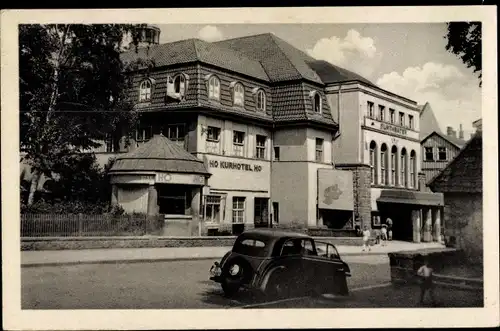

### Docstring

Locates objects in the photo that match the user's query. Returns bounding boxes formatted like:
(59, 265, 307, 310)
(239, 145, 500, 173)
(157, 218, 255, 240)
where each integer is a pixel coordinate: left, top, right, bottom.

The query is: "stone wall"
(336, 163, 372, 230)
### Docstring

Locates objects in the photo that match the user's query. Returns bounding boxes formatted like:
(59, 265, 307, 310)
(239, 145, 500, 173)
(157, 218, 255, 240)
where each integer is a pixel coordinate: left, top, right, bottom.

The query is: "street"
(21, 255, 482, 309)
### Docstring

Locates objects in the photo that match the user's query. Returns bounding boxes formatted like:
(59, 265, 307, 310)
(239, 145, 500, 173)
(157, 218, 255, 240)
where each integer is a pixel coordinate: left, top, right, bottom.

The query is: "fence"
(21, 213, 164, 237)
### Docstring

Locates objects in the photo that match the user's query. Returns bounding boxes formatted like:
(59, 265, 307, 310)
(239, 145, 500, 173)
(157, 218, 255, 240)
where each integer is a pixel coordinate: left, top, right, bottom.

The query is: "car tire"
(220, 258, 252, 297)
(266, 270, 288, 299)
(221, 281, 240, 297)
(334, 273, 349, 296)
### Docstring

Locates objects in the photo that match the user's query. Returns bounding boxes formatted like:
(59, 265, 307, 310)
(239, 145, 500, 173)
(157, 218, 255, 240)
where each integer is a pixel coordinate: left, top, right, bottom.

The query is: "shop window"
(232, 82, 245, 107)
(256, 90, 266, 112)
(255, 135, 267, 159)
(389, 109, 395, 124)
(391, 146, 397, 186)
(206, 126, 221, 154)
(409, 115, 414, 129)
(273, 146, 280, 161)
(425, 147, 434, 161)
(400, 148, 408, 187)
(315, 138, 324, 162)
(136, 125, 152, 144)
(379, 105, 385, 121)
(369, 141, 377, 184)
(207, 75, 220, 101)
(410, 150, 417, 188)
(233, 131, 245, 156)
(438, 147, 447, 161)
(232, 197, 245, 224)
(139, 79, 152, 102)
(367, 101, 374, 118)
(205, 195, 221, 223)
(399, 112, 405, 127)
(157, 185, 188, 215)
(380, 144, 388, 185)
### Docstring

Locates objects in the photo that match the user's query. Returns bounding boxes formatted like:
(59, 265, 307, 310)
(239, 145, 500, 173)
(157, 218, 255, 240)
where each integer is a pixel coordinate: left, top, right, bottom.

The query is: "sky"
(156, 23, 482, 139)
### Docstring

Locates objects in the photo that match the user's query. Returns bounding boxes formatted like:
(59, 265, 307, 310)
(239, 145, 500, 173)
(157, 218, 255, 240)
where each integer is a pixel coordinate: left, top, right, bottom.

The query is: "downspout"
(269, 122, 275, 228)
(332, 84, 343, 168)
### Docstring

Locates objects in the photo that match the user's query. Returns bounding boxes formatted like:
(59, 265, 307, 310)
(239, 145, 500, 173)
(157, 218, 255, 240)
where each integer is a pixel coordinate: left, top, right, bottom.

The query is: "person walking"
(380, 224, 388, 246)
(417, 256, 437, 306)
(362, 225, 371, 252)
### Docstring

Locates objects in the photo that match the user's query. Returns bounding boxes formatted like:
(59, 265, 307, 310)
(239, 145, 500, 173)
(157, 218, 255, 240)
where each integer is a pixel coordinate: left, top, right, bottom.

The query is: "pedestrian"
(381, 224, 388, 246)
(386, 218, 393, 241)
(362, 225, 371, 252)
(417, 256, 437, 306)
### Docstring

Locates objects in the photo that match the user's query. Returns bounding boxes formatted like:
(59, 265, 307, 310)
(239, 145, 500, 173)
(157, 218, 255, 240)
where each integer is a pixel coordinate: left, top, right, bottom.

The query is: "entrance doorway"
(378, 203, 413, 241)
(254, 198, 269, 228)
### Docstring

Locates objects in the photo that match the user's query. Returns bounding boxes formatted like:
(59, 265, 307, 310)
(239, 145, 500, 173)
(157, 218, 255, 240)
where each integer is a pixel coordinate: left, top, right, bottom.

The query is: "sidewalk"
(21, 240, 449, 267)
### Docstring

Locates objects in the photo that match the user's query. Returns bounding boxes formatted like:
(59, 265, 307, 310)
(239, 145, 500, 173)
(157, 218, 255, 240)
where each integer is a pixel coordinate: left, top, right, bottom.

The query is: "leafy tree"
(19, 24, 147, 205)
(444, 22, 482, 87)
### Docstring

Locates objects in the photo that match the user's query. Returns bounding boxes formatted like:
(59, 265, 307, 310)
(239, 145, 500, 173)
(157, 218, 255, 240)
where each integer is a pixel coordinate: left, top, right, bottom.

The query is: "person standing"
(386, 218, 393, 241)
(362, 225, 371, 252)
(417, 257, 437, 306)
(381, 224, 388, 246)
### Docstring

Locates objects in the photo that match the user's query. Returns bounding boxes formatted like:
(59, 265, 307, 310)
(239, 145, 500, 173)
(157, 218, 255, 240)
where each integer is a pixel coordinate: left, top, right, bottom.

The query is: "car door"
(266, 238, 306, 295)
(304, 241, 346, 294)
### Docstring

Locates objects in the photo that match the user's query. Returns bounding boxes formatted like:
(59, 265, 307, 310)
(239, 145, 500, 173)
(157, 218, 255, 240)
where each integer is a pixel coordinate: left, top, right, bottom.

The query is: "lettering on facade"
(380, 123, 408, 136)
(323, 184, 343, 205)
(208, 159, 262, 172)
(156, 173, 172, 183)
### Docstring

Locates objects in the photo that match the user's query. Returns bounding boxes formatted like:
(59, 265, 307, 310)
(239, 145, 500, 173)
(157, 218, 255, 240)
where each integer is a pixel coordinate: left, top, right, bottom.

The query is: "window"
(173, 75, 186, 97)
(425, 147, 434, 161)
(139, 79, 152, 102)
(438, 147, 447, 161)
(379, 105, 385, 121)
(313, 92, 322, 113)
(136, 125, 152, 143)
(256, 135, 267, 159)
(380, 144, 388, 185)
(206, 126, 221, 154)
(399, 112, 405, 126)
(163, 124, 185, 142)
(208, 76, 220, 100)
(205, 195, 221, 223)
(315, 138, 324, 162)
(408, 115, 414, 129)
(389, 109, 395, 124)
(272, 202, 279, 224)
(256, 90, 266, 111)
(410, 151, 416, 188)
(369, 141, 377, 184)
(232, 197, 245, 223)
(391, 146, 397, 186)
(400, 149, 407, 187)
(273, 146, 280, 161)
(233, 131, 245, 156)
(233, 83, 245, 106)
(367, 101, 374, 118)
(105, 134, 119, 153)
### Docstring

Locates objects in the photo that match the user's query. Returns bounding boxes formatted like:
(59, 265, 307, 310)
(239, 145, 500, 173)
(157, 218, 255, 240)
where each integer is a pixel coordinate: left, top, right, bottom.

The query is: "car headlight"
(229, 264, 240, 276)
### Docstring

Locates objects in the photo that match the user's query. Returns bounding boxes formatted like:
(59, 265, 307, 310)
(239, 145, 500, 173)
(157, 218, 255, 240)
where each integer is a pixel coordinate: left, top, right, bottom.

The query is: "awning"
(377, 189, 444, 206)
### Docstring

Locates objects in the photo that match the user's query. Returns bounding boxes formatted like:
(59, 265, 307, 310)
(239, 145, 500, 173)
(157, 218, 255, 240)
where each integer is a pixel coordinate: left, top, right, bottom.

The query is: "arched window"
(174, 74, 186, 96)
(400, 148, 407, 187)
(410, 150, 417, 188)
(369, 141, 377, 185)
(139, 79, 152, 102)
(256, 90, 266, 111)
(208, 75, 220, 101)
(391, 146, 398, 186)
(380, 144, 388, 185)
(233, 82, 245, 106)
(313, 92, 322, 113)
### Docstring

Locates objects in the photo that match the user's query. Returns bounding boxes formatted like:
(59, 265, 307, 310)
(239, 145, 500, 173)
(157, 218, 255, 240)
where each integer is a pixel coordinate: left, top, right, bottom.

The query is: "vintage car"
(209, 229, 351, 298)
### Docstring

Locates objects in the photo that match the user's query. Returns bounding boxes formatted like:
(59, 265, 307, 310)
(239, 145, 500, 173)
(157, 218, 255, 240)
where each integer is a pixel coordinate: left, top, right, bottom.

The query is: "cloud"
(306, 29, 381, 79)
(377, 62, 481, 137)
(197, 25, 224, 42)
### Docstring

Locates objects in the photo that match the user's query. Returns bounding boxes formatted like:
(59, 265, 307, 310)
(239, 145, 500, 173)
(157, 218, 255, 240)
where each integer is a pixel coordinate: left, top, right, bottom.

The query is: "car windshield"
(232, 235, 271, 257)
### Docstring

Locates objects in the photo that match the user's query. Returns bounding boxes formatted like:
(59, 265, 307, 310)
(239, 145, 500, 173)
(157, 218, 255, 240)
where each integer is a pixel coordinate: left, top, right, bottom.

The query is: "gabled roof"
(216, 33, 324, 84)
(110, 134, 210, 175)
(421, 130, 466, 149)
(120, 38, 269, 82)
(429, 131, 482, 193)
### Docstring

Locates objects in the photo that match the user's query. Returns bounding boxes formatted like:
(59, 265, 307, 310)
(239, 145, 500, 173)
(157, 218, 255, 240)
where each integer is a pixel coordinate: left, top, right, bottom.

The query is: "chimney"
(446, 126, 454, 136)
(459, 124, 464, 139)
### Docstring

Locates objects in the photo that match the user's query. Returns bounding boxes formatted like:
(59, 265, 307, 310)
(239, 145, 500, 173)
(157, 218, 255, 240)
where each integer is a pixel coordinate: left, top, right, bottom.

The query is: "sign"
(208, 159, 262, 172)
(380, 123, 407, 136)
(318, 169, 354, 211)
(110, 175, 155, 184)
(156, 172, 205, 185)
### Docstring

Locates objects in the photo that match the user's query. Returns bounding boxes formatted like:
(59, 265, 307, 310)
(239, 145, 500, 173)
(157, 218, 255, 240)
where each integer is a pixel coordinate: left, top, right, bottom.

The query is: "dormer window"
(207, 75, 220, 101)
(310, 91, 322, 113)
(232, 82, 245, 107)
(256, 89, 266, 112)
(166, 74, 188, 100)
(139, 79, 152, 102)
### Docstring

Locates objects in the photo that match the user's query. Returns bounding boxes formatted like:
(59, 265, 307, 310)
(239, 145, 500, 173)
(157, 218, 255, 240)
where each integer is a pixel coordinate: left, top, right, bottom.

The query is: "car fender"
(258, 265, 286, 292)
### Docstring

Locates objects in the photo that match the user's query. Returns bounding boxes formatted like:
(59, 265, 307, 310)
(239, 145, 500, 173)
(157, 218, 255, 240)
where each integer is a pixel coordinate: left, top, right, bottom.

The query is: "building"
(419, 102, 467, 185)
(429, 130, 482, 264)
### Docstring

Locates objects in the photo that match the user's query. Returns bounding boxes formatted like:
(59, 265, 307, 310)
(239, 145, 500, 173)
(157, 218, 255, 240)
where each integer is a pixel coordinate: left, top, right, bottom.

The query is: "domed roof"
(110, 134, 210, 175)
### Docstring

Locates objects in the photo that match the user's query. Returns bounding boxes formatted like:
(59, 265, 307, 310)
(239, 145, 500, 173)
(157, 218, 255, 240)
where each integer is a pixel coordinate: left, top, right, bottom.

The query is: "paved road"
(22, 255, 390, 309)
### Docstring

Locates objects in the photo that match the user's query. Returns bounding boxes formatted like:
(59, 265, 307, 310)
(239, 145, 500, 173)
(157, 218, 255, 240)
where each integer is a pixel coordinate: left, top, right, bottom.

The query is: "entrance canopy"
(377, 189, 444, 206)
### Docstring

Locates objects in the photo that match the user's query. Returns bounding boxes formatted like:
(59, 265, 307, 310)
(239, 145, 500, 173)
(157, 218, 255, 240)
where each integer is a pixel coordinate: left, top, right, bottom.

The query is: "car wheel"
(220, 258, 252, 297)
(334, 273, 349, 296)
(266, 271, 288, 299)
(221, 281, 240, 297)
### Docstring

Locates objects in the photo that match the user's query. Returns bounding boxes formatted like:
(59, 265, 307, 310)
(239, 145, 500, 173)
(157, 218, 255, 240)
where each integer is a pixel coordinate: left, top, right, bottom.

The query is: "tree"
(20, 24, 146, 205)
(444, 22, 482, 87)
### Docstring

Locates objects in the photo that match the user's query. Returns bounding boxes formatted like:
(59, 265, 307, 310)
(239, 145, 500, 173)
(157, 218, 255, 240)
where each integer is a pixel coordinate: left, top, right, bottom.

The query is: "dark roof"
(110, 134, 210, 175)
(306, 59, 376, 87)
(429, 131, 482, 193)
(421, 131, 466, 149)
(216, 33, 324, 84)
(121, 38, 269, 82)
